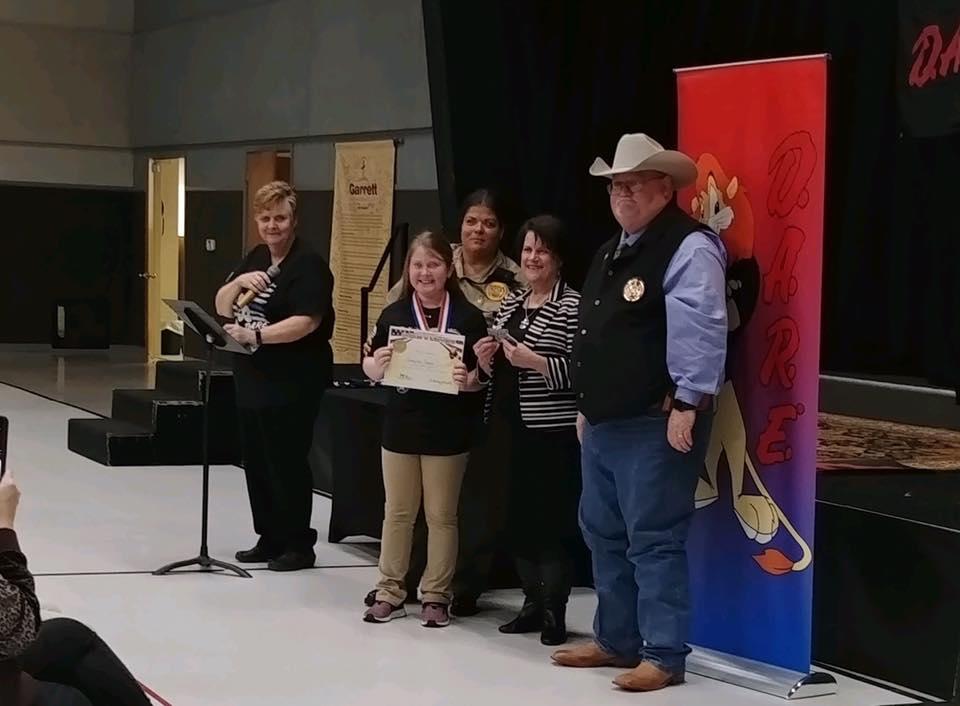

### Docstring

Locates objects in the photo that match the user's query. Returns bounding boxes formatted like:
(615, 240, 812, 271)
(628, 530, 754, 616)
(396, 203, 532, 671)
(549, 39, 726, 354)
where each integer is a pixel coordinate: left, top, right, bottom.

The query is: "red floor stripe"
(139, 682, 174, 706)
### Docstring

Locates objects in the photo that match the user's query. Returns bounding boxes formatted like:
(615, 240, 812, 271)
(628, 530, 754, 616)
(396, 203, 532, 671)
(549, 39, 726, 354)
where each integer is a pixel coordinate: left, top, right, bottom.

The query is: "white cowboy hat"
(589, 133, 697, 188)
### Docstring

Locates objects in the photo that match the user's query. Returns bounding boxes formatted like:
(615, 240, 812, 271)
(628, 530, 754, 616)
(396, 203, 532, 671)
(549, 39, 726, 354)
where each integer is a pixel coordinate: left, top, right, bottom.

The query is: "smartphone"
(0, 416, 7, 480)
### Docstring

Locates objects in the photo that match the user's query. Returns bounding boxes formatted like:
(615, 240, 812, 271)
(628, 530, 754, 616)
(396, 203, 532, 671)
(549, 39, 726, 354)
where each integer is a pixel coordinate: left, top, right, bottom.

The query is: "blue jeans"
(579, 412, 712, 673)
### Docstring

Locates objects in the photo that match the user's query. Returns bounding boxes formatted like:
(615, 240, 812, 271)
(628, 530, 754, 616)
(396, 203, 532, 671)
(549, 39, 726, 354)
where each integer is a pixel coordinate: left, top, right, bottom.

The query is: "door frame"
(145, 156, 186, 362)
(244, 147, 293, 251)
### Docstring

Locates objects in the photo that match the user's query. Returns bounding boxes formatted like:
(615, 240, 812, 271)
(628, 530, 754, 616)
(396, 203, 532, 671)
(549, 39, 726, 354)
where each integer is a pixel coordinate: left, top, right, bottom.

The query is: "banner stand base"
(689, 646, 838, 700)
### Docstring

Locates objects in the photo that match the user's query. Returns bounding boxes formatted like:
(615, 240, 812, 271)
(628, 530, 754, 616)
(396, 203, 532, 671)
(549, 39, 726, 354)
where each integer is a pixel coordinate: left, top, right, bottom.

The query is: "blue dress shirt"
(617, 228, 728, 406)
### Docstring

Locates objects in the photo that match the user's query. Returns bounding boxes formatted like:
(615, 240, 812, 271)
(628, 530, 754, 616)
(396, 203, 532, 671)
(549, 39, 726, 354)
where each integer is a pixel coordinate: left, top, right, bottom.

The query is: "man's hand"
(0, 473, 21, 530)
(576, 412, 585, 444)
(667, 409, 696, 453)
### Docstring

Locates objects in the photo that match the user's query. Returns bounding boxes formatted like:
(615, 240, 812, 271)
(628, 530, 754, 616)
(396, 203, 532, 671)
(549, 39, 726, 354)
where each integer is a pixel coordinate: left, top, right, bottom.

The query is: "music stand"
(153, 300, 252, 579)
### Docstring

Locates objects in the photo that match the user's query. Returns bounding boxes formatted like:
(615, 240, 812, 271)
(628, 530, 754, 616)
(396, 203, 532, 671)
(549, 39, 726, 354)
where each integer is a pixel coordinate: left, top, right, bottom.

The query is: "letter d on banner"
(676, 54, 836, 700)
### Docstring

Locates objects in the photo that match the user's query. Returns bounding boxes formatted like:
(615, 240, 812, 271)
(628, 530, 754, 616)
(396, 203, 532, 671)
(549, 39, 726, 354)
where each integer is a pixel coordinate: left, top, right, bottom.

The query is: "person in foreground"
(216, 181, 335, 572)
(552, 134, 727, 692)
(473, 215, 581, 645)
(0, 472, 149, 706)
(362, 231, 486, 628)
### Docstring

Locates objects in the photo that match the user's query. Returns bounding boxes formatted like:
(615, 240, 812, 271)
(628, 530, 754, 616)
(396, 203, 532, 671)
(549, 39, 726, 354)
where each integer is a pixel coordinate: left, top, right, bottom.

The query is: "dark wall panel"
(296, 190, 334, 259)
(183, 191, 244, 359)
(184, 191, 245, 312)
(0, 185, 143, 345)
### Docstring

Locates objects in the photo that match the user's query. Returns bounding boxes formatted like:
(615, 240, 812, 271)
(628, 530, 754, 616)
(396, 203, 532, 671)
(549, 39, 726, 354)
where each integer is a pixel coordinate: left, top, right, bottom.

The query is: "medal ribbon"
(412, 291, 451, 332)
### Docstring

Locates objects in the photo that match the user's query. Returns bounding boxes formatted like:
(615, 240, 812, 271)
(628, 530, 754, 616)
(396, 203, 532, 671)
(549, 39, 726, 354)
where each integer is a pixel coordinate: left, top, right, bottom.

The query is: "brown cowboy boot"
(612, 662, 685, 692)
(551, 641, 639, 668)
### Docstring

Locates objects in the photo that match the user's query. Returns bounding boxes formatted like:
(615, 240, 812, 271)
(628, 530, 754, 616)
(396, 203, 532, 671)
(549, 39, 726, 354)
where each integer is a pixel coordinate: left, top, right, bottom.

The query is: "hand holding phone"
(0, 417, 18, 530)
(0, 416, 7, 480)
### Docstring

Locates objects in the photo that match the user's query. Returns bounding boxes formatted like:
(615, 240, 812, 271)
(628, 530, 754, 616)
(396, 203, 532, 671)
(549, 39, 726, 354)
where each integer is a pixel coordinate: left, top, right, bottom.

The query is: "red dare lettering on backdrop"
(761, 317, 800, 389)
(756, 130, 818, 467)
(757, 403, 806, 465)
(909, 22, 960, 88)
(767, 133, 816, 219)
(763, 227, 805, 306)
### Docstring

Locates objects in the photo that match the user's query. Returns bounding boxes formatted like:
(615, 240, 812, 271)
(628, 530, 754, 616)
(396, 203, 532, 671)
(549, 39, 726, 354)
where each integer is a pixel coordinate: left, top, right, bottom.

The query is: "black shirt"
(370, 292, 487, 455)
(226, 237, 335, 408)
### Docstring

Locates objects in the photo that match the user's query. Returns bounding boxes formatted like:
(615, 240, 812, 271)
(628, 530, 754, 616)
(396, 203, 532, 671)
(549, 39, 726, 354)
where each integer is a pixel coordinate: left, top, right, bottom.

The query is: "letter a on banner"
(676, 54, 836, 699)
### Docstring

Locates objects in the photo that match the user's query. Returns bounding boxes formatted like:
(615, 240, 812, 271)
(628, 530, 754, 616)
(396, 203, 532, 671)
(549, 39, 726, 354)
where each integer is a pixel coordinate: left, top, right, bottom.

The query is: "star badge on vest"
(484, 282, 509, 302)
(623, 277, 645, 302)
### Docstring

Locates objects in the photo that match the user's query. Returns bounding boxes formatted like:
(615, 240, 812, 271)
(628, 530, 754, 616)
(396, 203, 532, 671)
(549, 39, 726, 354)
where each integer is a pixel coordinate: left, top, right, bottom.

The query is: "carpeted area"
(818, 413, 960, 471)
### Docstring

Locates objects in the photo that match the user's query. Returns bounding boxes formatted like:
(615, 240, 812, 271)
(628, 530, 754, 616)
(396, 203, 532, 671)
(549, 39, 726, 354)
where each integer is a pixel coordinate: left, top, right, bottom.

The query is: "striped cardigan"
(483, 279, 581, 429)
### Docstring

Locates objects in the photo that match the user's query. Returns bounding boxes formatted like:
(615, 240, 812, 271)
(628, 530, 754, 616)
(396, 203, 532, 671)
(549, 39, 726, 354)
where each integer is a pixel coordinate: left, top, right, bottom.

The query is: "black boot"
(499, 598, 542, 634)
(540, 603, 567, 645)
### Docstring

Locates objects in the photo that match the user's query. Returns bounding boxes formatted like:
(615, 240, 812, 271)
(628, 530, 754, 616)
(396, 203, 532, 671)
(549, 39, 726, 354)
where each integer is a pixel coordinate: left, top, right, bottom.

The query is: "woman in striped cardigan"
(473, 215, 581, 645)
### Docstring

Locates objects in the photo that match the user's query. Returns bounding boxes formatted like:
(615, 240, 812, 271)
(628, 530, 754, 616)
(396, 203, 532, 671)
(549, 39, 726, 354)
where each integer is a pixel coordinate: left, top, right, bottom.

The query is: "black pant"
(514, 547, 572, 607)
(506, 419, 581, 606)
(19, 618, 149, 706)
(238, 397, 320, 554)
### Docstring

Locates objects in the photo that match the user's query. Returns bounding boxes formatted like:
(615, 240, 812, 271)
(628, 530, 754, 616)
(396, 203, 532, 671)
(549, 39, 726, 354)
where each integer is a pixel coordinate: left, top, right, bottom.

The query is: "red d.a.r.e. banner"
(677, 54, 827, 674)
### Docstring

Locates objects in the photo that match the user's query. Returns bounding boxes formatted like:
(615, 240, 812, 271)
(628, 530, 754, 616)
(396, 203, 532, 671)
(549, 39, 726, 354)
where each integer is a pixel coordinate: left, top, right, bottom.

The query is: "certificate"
(382, 326, 465, 395)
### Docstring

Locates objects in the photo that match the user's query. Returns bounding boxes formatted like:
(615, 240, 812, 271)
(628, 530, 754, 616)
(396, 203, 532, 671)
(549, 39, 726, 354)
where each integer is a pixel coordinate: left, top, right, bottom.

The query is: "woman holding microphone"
(215, 181, 335, 573)
(362, 231, 486, 628)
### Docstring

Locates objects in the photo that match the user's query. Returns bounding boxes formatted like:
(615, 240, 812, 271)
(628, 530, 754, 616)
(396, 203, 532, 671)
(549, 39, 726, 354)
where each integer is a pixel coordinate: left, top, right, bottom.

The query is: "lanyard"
(411, 292, 451, 332)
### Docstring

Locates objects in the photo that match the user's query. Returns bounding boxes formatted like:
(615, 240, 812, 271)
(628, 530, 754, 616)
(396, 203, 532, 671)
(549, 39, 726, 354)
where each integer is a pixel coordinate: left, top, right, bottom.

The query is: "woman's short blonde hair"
(253, 180, 297, 217)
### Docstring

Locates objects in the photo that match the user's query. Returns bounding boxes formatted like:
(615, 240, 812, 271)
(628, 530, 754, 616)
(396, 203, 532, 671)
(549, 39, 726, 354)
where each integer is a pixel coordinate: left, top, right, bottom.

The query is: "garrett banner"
(676, 55, 827, 673)
(329, 140, 396, 363)
(898, 0, 960, 136)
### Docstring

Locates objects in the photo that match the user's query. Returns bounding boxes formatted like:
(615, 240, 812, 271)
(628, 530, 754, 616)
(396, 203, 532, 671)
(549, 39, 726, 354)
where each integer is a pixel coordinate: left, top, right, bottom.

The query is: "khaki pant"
(376, 449, 468, 605)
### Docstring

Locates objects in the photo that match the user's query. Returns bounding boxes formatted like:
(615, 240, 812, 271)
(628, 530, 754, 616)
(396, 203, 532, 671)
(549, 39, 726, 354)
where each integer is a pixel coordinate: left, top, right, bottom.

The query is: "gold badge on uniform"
(623, 277, 645, 302)
(484, 282, 509, 302)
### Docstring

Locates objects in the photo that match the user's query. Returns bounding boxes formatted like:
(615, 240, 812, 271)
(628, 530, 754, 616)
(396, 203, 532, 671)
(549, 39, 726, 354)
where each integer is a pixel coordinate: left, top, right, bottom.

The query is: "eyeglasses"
(606, 174, 666, 196)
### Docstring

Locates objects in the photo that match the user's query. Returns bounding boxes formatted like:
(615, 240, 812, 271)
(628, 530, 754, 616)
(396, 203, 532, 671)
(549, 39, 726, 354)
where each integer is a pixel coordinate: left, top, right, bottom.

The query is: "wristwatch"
(671, 398, 697, 413)
(255, 329, 263, 347)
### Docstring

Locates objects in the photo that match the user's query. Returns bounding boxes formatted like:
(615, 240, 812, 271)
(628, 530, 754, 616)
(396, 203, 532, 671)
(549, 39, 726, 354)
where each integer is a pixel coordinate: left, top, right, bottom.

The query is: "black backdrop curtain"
(423, 0, 960, 388)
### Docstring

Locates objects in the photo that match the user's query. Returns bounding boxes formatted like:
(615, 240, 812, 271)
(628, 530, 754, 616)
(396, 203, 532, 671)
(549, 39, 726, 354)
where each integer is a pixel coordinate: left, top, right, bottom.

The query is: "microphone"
(237, 264, 280, 308)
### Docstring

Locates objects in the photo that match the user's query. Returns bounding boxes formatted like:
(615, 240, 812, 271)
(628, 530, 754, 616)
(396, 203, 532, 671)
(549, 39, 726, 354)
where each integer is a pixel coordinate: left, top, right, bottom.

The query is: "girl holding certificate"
(362, 231, 486, 628)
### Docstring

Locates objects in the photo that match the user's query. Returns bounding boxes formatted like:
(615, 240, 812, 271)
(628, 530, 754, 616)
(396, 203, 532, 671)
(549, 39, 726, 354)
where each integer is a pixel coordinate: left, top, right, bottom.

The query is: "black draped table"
(311, 385, 390, 542)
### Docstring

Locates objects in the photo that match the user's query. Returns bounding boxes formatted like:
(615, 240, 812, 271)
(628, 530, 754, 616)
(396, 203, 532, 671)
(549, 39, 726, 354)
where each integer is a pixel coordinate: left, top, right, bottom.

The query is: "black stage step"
(68, 360, 241, 466)
(67, 418, 154, 466)
(112, 388, 203, 430)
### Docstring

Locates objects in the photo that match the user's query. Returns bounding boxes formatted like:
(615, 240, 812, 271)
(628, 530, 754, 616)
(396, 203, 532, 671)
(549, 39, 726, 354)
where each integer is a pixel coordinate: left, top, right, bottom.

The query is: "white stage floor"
(0, 380, 915, 706)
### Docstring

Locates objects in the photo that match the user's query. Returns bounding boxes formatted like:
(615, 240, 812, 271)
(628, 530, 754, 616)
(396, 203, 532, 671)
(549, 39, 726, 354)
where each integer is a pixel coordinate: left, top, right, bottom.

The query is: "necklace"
(519, 290, 550, 330)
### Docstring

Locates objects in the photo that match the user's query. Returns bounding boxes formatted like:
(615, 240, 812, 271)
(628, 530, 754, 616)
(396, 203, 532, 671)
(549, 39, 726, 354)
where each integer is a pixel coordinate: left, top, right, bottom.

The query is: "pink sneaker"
(420, 602, 450, 628)
(363, 601, 406, 623)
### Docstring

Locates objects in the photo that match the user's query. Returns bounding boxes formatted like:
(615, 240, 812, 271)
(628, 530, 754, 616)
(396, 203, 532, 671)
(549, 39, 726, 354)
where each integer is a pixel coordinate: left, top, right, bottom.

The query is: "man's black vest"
(572, 203, 706, 423)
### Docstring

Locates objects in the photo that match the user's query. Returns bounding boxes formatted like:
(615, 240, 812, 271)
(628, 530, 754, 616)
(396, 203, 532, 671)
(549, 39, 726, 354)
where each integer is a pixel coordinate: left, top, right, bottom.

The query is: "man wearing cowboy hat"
(552, 134, 727, 692)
